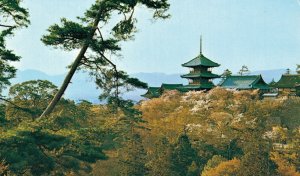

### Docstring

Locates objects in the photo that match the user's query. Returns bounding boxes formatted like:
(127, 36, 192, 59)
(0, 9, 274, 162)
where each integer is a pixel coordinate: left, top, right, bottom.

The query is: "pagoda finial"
(200, 35, 203, 55)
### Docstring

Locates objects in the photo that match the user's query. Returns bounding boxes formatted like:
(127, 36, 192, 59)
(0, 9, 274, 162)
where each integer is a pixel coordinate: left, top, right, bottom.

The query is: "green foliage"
(0, 80, 115, 175)
(6, 80, 58, 121)
(202, 155, 227, 173)
(221, 69, 232, 79)
(96, 71, 148, 101)
(146, 137, 177, 176)
(41, 18, 91, 50)
(118, 133, 148, 176)
(0, 103, 5, 121)
(0, 0, 29, 93)
(201, 158, 240, 176)
(171, 134, 200, 176)
(279, 97, 300, 129)
(237, 149, 278, 176)
(0, 118, 108, 175)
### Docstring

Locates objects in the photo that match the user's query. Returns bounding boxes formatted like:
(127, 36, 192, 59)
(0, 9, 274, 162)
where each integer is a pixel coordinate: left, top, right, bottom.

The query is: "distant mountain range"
(3, 68, 289, 103)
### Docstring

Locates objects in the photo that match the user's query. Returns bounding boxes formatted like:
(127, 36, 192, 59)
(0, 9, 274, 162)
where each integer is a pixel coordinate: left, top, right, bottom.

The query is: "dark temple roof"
(274, 74, 300, 88)
(220, 75, 270, 90)
(181, 82, 215, 90)
(161, 84, 183, 90)
(141, 87, 160, 98)
(182, 54, 220, 68)
(181, 72, 220, 79)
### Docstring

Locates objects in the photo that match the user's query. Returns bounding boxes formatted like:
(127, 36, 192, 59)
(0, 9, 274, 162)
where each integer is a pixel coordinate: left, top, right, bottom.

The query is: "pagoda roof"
(181, 82, 215, 90)
(273, 74, 300, 88)
(182, 54, 220, 68)
(181, 72, 220, 79)
(161, 83, 183, 90)
(141, 87, 160, 98)
(220, 75, 270, 90)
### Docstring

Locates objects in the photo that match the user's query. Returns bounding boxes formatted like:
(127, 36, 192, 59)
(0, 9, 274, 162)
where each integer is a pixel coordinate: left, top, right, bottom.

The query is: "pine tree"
(0, 0, 29, 94)
(40, 0, 170, 117)
(147, 137, 178, 176)
(238, 65, 250, 76)
(113, 99, 149, 176)
(119, 133, 148, 176)
(221, 69, 232, 80)
(237, 149, 278, 176)
(171, 134, 199, 176)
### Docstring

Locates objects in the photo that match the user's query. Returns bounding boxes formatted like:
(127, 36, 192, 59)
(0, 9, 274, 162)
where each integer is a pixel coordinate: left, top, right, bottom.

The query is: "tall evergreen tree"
(114, 99, 149, 176)
(119, 133, 148, 176)
(221, 69, 232, 80)
(219, 69, 232, 85)
(40, 0, 170, 117)
(171, 134, 199, 176)
(0, 0, 29, 94)
(146, 137, 177, 176)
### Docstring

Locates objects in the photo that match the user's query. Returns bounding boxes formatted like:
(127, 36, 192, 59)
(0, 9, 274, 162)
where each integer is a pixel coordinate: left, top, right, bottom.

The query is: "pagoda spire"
(200, 35, 202, 55)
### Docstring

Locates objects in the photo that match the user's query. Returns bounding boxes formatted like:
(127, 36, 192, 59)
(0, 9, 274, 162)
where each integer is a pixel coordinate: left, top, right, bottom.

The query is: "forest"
(0, 0, 300, 176)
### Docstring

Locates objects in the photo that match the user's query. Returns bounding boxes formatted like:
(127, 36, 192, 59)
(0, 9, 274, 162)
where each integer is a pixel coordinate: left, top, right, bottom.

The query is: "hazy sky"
(7, 0, 300, 75)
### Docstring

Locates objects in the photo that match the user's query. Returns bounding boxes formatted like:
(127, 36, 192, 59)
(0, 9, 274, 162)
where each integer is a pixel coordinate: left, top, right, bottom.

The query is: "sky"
(7, 0, 300, 75)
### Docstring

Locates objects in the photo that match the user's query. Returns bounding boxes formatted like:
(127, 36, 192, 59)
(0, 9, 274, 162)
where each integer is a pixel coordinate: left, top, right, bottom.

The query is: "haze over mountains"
(6, 69, 289, 103)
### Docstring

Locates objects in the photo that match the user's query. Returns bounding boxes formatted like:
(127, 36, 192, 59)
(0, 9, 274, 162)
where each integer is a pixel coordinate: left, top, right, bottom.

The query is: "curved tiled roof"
(161, 84, 183, 90)
(182, 82, 215, 90)
(141, 87, 160, 98)
(274, 74, 300, 88)
(182, 54, 220, 67)
(181, 72, 220, 78)
(220, 75, 269, 90)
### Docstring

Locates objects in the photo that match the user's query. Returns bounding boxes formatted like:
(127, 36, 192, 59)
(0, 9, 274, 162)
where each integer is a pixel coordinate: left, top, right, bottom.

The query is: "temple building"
(142, 84, 183, 99)
(140, 37, 300, 99)
(273, 74, 300, 96)
(220, 75, 270, 92)
(180, 37, 220, 90)
(141, 87, 160, 99)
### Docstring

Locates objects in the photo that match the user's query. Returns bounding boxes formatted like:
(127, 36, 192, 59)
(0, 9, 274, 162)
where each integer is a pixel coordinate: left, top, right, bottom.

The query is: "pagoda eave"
(181, 63, 220, 68)
(181, 74, 220, 79)
(182, 84, 215, 90)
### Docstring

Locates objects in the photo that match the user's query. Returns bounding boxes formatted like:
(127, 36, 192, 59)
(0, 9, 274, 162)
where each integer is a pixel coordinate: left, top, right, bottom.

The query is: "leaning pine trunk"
(40, 11, 101, 118)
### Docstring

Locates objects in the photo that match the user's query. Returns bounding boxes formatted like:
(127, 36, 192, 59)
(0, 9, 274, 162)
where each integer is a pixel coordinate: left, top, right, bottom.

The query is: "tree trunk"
(40, 12, 101, 118)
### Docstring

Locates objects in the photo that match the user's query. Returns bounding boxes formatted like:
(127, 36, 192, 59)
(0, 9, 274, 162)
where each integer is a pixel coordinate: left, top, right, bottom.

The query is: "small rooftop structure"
(220, 75, 270, 90)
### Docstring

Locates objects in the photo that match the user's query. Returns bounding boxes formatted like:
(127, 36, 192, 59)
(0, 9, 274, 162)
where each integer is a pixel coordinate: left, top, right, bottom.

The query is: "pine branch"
(0, 24, 15, 28)
(0, 96, 35, 115)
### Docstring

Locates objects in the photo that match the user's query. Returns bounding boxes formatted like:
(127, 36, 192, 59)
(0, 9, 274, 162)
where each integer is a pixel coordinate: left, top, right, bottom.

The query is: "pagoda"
(181, 37, 220, 90)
